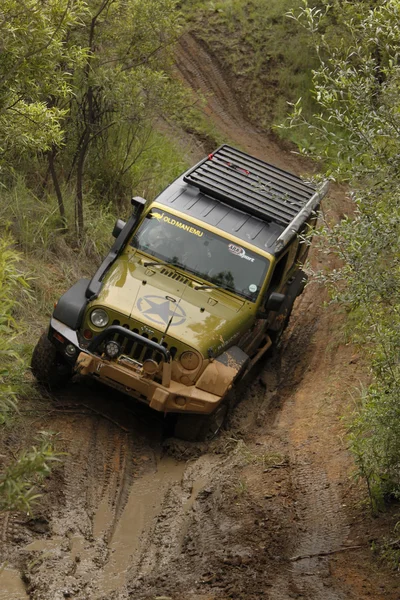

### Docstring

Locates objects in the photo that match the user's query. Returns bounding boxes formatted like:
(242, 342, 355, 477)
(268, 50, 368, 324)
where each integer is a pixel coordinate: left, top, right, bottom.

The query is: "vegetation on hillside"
(283, 0, 400, 512)
(0, 238, 61, 512)
(184, 0, 319, 140)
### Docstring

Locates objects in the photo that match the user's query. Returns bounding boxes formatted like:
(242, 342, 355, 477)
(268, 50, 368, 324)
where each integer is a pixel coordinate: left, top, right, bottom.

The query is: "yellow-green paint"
(81, 204, 280, 358)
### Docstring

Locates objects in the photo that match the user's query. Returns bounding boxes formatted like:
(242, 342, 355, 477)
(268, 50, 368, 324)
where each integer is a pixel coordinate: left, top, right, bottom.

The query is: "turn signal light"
(53, 332, 65, 344)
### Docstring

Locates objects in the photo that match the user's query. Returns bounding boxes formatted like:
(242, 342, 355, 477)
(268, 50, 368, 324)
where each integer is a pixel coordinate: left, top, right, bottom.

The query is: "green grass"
(185, 0, 319, 142)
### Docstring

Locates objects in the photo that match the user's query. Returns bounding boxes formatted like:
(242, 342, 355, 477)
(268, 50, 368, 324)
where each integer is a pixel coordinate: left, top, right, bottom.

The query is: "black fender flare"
(52, 278, 90, 330)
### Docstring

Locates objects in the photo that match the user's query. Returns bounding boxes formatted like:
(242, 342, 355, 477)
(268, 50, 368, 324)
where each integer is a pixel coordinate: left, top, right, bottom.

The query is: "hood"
(94, 255, 254, 356)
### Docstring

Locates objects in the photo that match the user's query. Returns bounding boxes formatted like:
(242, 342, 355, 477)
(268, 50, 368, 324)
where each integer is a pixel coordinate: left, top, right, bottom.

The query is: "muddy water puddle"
(93, 455, 186, 597)
(0, 568, 28, 600)
(182, 477, 207, 512)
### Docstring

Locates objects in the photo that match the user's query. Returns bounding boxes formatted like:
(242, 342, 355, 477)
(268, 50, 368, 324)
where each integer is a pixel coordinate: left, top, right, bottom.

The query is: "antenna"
(160, 286, 186, 344)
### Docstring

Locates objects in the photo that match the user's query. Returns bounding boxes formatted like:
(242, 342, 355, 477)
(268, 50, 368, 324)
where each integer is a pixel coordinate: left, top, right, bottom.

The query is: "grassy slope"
(184, 0, 318, 144)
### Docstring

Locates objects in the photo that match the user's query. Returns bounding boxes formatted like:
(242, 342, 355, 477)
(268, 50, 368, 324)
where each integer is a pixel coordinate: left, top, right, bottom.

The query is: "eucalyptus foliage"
(0, 0, 87, 157)
(284, 0, 400, 504)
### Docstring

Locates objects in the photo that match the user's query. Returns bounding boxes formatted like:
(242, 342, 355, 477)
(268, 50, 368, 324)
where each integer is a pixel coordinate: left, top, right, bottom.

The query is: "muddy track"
(1, 31, 398, 600)
(174, 33, 310, 175)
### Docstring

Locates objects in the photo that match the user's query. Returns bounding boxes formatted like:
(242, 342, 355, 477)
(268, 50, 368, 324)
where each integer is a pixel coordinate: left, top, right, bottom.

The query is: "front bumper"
(49, 317, 222, 415)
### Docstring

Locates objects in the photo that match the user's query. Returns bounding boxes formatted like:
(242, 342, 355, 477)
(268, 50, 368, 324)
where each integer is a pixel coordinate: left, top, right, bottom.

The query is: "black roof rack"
(183, 145, 317, 227)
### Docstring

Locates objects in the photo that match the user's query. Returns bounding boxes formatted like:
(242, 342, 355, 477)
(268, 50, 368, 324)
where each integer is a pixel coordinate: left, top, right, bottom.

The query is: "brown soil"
(1, 32, 399, 600)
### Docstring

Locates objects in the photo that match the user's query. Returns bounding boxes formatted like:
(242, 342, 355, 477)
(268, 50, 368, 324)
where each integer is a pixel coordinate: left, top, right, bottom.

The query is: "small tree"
(0, 0, 87, 159)
(0, 433, 61, 514)
(61, 0, 183, 237)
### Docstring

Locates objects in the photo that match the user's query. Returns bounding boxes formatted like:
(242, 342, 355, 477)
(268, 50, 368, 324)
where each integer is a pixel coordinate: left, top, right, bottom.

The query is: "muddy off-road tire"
(31, 333, 72, 390)
(174, 397, 230, 442)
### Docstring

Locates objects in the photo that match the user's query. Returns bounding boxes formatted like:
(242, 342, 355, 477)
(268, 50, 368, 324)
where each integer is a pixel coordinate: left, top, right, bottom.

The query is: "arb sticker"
(249, 284, 257, 293)
(228, 243, 255, 263)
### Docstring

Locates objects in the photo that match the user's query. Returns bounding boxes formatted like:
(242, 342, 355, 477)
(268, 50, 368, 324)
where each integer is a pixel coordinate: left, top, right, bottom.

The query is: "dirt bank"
(1, 32, 399, 600)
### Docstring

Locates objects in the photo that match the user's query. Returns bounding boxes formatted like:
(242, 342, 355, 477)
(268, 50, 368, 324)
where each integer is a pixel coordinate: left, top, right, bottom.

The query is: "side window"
(269, 252, 289, 290)
(296, 239, 309, 266)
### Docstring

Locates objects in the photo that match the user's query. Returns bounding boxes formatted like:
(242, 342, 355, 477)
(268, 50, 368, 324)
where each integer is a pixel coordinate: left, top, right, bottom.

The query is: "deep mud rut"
(1, 32, 399, 600)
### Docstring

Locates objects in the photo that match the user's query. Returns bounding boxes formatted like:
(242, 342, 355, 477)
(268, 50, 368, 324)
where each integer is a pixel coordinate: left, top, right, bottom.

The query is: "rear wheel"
(31, 333, 72, 390)
(269, 304, 294, 345)
(173, 395, 230, 442)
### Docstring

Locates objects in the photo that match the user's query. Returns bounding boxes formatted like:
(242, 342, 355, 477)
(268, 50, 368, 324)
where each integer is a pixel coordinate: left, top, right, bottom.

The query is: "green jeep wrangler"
(31, 145, 328, 440)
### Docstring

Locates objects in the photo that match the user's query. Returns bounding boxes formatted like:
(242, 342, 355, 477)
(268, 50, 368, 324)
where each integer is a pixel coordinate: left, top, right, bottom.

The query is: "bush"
(0, 235, 30, 423)
(283, 0, 400, 504)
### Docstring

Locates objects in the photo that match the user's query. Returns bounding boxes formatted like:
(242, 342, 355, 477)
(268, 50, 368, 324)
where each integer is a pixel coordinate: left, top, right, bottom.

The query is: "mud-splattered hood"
(90, 255, 255, 356)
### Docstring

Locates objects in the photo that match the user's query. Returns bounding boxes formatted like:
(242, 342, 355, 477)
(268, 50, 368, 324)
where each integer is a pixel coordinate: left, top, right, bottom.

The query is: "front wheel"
(31, 333, 72, 390)
(173, 395, 230, 442)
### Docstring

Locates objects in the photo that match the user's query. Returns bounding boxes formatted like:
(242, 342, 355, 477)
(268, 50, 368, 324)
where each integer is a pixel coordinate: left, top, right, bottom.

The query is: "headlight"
(180, 351, 200, 370)
(90, 308, 109, 328)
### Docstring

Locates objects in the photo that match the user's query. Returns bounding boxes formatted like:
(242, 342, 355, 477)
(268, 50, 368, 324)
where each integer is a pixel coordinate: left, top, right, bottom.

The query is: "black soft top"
(154, 145, 328, 256)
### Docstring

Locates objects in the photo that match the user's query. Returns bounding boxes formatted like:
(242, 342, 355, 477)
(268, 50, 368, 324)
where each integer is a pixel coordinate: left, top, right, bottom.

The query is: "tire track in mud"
(16, 385, 199, 600)
(288, 462, 349, 600)
(175, 33, 310, 175)
(16, 386, 162, 600)
(264, 293, 352, 600)
(176, 34, 245, 130)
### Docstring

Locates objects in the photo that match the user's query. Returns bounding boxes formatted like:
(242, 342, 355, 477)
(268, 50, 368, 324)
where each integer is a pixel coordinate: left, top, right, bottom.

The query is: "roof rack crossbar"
(198, 162, 309, 207)
(183, 144, 318, 227)
(190, 168, 300, 223)
(187, 181, 294, 225)
(200, 158, 314, 201)
(215, 147, 315, 196)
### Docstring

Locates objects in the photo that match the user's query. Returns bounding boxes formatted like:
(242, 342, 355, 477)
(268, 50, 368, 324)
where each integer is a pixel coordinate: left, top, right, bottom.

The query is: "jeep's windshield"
(130, 209, 270, 301)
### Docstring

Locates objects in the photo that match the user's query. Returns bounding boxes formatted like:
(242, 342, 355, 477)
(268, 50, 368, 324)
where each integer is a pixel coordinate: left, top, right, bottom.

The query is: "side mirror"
(265, 292, 285, 312)
(112, 219, 126, 238)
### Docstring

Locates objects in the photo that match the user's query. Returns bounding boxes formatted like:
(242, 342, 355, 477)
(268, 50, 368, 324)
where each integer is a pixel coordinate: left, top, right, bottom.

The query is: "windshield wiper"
(143, 260, 181, 268)
(144, 259, 198, 278)
(194, 283, 218, 291)
(143, 260, 167, 267)
(194, 282, 236, 293)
